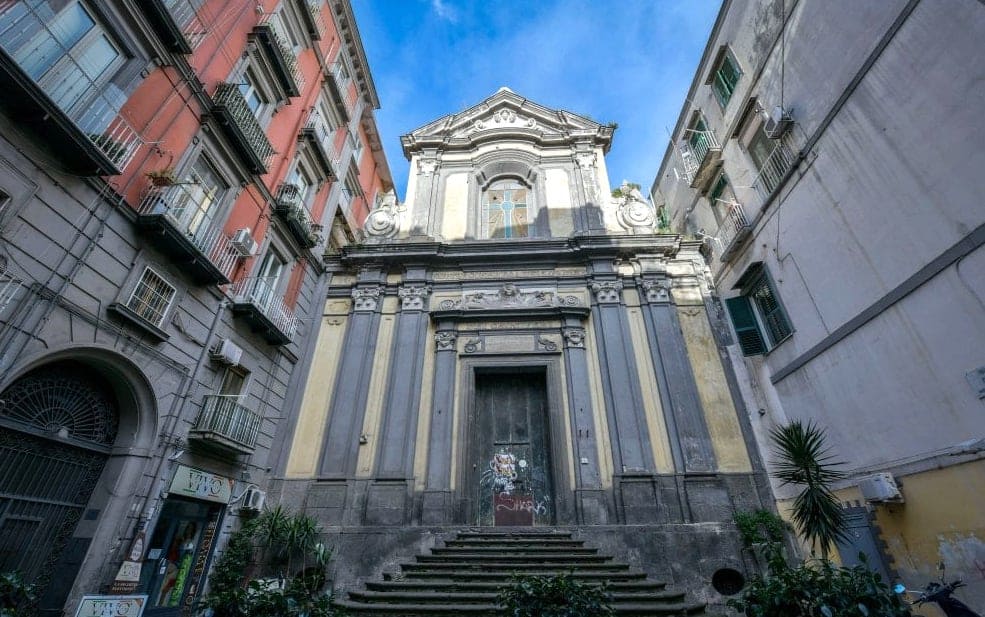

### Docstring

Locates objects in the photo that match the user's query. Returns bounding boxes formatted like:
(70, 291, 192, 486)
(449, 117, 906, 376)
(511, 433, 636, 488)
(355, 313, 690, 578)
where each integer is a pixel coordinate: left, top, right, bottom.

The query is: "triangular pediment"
(401, 87, 612, 156)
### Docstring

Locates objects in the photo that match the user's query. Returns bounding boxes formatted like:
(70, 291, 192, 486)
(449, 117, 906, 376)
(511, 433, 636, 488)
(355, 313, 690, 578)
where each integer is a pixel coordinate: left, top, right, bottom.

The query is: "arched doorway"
(0, 360, 119, 608)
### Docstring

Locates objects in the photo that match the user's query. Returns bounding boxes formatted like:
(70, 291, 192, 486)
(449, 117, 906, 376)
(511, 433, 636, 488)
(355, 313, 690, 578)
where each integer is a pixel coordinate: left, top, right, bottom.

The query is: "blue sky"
(351, 0, 721, 200)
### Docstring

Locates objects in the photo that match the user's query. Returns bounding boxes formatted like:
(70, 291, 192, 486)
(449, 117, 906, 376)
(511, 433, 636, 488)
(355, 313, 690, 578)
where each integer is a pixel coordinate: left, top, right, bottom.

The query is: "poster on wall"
(74, 595, 147, 617)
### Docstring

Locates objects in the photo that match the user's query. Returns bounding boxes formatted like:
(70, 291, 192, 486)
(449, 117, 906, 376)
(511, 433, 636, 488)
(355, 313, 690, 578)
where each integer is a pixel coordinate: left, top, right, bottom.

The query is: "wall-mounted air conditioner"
(210, 338, 243, 366)
(241, 487, 266, 513)
(858, 472, 904, 503)
(230, 228, 258, 257)
(764, 105, 793, 139)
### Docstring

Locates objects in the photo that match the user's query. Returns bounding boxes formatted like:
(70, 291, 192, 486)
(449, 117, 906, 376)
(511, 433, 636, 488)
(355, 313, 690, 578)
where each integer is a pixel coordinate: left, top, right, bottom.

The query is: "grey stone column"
(317, 285, 384, 477)
(639, 278, 717, 473)
(589, 280, 655, 474)
(562, 318, 608, 524)
(421, 324, 458, 523)
(375, 284, 432, 478)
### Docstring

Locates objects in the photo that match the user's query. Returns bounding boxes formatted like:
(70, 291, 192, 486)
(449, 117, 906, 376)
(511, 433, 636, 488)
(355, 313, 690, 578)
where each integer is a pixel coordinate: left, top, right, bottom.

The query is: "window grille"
(125, 267, 176, 327)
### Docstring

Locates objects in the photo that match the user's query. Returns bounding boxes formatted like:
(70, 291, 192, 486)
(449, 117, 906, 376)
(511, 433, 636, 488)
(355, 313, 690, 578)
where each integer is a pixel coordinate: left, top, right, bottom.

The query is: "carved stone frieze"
(434, 331, 457, 350)
(398, 284, 432, 310)
(640, 278, 671, 304)
(418, 158, 438, 176)
(437, 284, 582, 311)
(562, 327, 586, 348)
(590, 280, 624, 304)
(351, 286, 383, 312)
(463, 337, 483, 353)
(536, 336, 559, 352)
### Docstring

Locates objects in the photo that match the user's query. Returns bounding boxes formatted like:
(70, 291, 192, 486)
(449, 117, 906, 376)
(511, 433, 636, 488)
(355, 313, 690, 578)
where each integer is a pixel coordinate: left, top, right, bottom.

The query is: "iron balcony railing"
(677, 129, 722, 186)
(276, 184, 318, 248)
(192, 395, 262, 453)
(143, 0, 207, 53)
(298, 0, 326, 40)
(230, 276, 299, 340)
(212, 82, 275, 173)
(0, 3, 141, 174)
(752, 139, 797, 199)
(712, 199, 753, 262)
(138, 185, 239, 279)
(254, 13, 305, 96)
(0, 264, 23, 318)
(300, 110, 335, 179)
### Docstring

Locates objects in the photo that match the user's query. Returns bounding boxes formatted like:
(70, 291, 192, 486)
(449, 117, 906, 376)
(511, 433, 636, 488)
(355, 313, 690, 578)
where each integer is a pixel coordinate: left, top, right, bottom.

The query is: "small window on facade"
(238, 69, 268, 118)
(709, 173, 730, 205)
(126, 268, 176, 327)
(482, 179, 529, 239)
(724, 264, 792, 356)
(711, 50, 741, 109)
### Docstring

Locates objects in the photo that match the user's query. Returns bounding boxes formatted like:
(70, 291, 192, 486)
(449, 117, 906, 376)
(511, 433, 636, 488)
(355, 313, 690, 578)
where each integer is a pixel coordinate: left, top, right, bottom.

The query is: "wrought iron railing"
(298, 0, 326, 39)
(157, 0, 208, 50)
(138, 185, 239, 278)
(0, 264, 22, 318)
(751, 139, 797, 199)
(276, 184, 318, 247)
(0, 2, 142, 172)
(712, 199, 752, 260)
(256, 13, 305, 95)
(193, 395, 261, 451)
(677, 129, 721, 185)
(213, 82, 275, 170)
(230, 276, 299, 339)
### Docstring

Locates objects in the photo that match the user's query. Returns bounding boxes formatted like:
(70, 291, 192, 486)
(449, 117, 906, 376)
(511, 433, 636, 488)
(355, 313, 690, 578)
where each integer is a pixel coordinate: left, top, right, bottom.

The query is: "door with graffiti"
(470, 370, 554, 526)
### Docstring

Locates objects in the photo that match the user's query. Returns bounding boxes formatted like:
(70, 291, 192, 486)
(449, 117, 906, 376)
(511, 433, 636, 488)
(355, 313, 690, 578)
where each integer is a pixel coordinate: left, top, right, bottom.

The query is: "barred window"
(125, 268, 176, 327)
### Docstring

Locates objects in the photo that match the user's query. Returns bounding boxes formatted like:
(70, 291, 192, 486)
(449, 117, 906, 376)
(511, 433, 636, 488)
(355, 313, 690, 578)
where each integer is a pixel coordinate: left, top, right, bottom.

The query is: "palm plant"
(770, 420, 848, 559)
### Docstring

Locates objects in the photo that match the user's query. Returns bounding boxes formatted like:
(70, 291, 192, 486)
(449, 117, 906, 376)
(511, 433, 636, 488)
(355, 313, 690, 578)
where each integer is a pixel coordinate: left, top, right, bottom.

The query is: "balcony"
(297, 0, 326, 40)
(211, 83, 275, 174)
(0, 4, 141, 175)
(677, 129, 722, 190)
(136, 185, 239, 284)
(140, 0, 207, 54)
(324, 61, 351, 124)
(752, 140, 797, 200)
(252, 14, 305, 98)
(299, 111, 336, 180)
(230, 276, 299, 345)
(712, 200, 753, 263)
(189, 395, 262, 455)
(275, 184, 319, 249)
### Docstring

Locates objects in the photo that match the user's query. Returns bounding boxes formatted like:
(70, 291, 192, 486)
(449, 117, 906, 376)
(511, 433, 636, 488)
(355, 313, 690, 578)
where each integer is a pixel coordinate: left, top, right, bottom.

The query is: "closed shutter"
(725, 296, 766, 356)
(750, 276, 793, 345)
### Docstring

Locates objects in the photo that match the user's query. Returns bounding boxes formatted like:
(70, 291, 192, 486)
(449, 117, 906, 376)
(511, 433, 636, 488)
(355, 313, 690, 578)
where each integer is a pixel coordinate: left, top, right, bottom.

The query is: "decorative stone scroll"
(437, 284, 582, 311)
(590, 281, 624, 304)
(640, 279, 671, 304)
(398, 284, 432, 310)
(434, 331, 457, 350)
(351, 286, 383, 312)
(364, 189, 401, 239)
(614, 181, 657, 233)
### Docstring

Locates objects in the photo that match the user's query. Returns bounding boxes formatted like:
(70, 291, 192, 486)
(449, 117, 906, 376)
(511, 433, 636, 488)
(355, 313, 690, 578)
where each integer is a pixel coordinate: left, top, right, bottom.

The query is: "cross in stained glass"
(485, 184, 528, 239)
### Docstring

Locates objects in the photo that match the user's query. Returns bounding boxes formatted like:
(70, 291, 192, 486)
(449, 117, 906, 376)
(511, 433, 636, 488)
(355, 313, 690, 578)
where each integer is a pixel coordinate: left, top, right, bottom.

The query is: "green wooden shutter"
(725, 296, 766, 356)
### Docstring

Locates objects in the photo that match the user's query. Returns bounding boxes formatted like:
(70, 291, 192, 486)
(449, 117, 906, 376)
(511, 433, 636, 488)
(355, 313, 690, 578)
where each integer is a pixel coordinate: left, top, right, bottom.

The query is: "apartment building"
(651, 0, 984, 605)
(0, 0, 390, 613)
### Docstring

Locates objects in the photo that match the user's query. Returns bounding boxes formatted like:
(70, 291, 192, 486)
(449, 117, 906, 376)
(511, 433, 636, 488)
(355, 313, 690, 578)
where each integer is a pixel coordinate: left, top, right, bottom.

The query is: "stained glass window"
(482, 180, 529, 239)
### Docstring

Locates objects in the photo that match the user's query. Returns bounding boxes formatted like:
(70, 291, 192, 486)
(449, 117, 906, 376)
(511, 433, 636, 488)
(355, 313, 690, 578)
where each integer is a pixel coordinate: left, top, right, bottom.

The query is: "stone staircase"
(334, 530, 708, 616)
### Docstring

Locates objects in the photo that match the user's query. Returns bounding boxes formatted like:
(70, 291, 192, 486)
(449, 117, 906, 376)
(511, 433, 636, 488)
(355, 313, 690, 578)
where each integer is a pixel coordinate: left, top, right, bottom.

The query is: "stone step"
(416, 553, 611, 564)
(454, 530, 573, 539)
(349, 589, 688, 605)
(389, 570, 648, 582)
(365, 579, 669, 593)
(400, 561, 630, 573)
(432, 545, 598, 555)
(335, 599, 706, 616)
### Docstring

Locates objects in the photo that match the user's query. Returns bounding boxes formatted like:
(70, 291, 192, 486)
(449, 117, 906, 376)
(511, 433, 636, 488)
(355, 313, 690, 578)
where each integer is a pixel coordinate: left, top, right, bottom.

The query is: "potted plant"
(145, 167, 180, 187)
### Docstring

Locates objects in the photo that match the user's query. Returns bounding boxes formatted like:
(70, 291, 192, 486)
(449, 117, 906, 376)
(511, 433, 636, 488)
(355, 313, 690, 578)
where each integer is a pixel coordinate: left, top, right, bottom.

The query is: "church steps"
(337, 531, 708, 616)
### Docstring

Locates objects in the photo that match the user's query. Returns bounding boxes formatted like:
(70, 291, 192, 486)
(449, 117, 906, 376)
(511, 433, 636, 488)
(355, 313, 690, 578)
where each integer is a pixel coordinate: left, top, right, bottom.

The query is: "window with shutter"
(749, 274, 793, 345)
(725, 296, 766, 356)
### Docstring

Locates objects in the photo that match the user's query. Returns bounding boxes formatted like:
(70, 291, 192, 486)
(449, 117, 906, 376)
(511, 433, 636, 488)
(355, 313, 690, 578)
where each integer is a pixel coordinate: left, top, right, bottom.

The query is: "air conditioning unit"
(858, 472, 904, 503)
(230, 228, 258, 257)
(763, 105, 793, 139)
(241, 487, 266, 513)
(210, 338, 243, 366)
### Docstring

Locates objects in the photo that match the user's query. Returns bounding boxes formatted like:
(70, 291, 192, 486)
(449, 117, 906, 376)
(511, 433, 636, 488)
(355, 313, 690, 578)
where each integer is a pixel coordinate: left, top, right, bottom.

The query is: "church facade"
(274, 88, 769, 597)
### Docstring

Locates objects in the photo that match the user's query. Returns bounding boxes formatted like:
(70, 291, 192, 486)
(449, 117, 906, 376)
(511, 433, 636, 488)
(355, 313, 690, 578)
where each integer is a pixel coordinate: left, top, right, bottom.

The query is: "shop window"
(725, 263, 793, 355)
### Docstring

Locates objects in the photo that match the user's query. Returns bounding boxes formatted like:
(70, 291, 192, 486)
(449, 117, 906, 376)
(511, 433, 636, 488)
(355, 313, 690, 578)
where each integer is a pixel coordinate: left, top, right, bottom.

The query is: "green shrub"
(0, 572, 35, 617)
(498, 573, 615, 617)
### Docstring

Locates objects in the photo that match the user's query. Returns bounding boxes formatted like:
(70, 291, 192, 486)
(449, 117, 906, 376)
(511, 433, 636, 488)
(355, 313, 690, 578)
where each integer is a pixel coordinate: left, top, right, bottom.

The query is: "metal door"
(835, 507, 891, 582)
(470, 371, 553, 526)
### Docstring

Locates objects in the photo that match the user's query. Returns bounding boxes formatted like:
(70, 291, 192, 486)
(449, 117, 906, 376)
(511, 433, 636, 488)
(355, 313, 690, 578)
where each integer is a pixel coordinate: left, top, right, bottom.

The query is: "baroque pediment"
(402, 87, 613, 154)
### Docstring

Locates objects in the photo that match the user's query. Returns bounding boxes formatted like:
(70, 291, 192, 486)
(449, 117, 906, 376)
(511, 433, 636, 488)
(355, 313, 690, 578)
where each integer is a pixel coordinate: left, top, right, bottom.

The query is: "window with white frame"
(725, 263, 793, 356)
(238, 68, 272, 121)
(125, 267, 176, 327)
(171, 155, 228, 236)
(286, 159, 315, 207)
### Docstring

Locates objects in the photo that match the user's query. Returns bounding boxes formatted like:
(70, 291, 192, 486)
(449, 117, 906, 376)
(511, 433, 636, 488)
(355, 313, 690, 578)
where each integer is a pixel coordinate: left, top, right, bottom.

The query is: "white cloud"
(431, 0, 457, 22)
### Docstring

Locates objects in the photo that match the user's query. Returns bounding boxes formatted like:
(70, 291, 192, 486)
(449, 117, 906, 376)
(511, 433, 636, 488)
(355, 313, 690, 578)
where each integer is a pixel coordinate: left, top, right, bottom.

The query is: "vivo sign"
(74, 595, 147, 617)
(168, 465, 234, 504)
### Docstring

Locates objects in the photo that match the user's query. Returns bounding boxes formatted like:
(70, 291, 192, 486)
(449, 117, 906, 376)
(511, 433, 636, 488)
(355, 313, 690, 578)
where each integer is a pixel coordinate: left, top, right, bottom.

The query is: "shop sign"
(74, 595, 147, 617)
(168, 465, 233, 504)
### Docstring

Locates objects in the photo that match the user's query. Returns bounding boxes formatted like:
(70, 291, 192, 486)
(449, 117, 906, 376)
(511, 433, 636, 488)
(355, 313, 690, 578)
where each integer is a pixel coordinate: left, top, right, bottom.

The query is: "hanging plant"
(145, 167, 180, 187)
